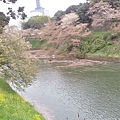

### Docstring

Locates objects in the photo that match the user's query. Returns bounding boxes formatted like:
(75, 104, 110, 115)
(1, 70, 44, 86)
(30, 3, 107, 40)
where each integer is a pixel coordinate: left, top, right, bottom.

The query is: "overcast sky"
(0, 0, 86, 25)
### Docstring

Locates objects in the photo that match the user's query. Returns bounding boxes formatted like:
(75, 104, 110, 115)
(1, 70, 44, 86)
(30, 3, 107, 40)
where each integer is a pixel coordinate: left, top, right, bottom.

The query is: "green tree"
(103, 0, 120, 9)
(22, 16, 49, 29)
(77, 3, 92, 23)
(54, 10, 65, 21)
(65, 5, 79, 14)
(90, 0, 101, 4)
(0, 12, 10, 33)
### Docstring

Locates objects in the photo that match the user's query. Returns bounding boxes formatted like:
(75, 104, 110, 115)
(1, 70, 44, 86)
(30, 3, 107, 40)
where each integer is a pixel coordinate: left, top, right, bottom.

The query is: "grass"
(112, 18, 120, 22)
(78, 30, 120, 59)
(0, 78, 45, 120)
(28, 38, 48, 50)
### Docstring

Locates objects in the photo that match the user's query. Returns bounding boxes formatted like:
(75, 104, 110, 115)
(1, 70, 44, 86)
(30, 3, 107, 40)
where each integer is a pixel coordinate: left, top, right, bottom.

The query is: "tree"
(65, 5, 79, 14)
(0, 0, 27, 33)
(77, 3, 92, 23)
(88, 2, 120, 31)
(0, 30, 38, 89)
(54, 10, 65, 21)
(103, 0, 120, 9)
(0, 12, 10, 33)
(22, 16, 49, 29)
(0, 0, 27, 20)
(89, 0, 120, 9)
(0, 1, 38, 90)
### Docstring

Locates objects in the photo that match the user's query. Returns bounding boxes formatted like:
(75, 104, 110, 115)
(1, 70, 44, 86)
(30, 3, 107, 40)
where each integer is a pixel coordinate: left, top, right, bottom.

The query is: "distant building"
(30, 0, 49, 16)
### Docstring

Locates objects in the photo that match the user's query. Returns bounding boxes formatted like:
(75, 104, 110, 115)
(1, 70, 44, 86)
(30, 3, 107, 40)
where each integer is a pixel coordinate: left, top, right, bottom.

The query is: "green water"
(21, 62, 120, 120)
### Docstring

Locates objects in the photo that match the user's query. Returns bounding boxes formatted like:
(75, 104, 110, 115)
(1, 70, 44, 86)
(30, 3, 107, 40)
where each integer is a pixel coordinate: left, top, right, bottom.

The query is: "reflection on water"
(20, 61, 120, 120)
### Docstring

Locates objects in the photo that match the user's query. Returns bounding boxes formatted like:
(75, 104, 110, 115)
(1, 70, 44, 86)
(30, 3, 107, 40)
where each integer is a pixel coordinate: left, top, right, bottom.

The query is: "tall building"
(30, 0, 49, 16)
(36, 0, 41, 9)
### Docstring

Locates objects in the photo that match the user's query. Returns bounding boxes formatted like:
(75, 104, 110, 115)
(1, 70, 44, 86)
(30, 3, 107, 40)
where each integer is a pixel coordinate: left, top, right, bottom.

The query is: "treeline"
(54, 0, 120, 23)
(22, 16, 49, 29)
(21, 0, 120, 30)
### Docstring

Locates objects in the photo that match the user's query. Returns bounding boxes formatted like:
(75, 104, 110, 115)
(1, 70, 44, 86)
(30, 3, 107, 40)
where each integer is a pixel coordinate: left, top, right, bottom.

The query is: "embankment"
(0, 78, 45, 120)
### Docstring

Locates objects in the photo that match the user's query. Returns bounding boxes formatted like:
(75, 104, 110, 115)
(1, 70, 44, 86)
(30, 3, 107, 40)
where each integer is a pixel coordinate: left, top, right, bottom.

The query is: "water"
(20, 61, 120, 120)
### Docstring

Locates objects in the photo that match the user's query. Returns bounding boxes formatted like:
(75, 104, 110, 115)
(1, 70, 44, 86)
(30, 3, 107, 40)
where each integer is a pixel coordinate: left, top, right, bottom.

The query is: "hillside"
(23, 2, 120, 62)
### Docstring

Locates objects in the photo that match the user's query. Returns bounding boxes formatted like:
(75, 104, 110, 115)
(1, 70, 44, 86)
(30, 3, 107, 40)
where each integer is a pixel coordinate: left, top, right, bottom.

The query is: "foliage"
(0, 0, 27, 33)
(79, 31, 120, 55)
(53, 0, 119, 24)
(0, 78, 45, 120)
(0, 0, 27, 20)
(0, 0, 17, 3)
(88, 2, 120, 31)
(90, 0, 102, 6)
(54, 3, 91, 23)
(0, 12, 10, 34)
(77, 3, 92, 23)
(22, 16, 49, 29)
(65, 5, 79, 14)
(90, 0, 120, 9)
(0, 31, 38, 89)
(112, 18, 120, 22)
(28, 38, 48, 50)
(54, 10, 65, 21)
(103, 0, 120, 9)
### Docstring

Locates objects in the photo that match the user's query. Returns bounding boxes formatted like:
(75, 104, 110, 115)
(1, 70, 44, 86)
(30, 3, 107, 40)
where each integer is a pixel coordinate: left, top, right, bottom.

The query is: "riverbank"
(0, 78, 45, 120)
(25, 50, 112, 67)
(51, 59, 108, 67)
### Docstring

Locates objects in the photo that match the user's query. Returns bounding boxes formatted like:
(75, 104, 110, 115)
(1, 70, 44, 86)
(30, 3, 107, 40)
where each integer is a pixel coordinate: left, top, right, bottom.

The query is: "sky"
(0, 0, 86, 25)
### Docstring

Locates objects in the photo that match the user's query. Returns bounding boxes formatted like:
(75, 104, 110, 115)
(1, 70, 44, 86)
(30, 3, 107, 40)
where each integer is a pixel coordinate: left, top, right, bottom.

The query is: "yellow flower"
(0, 93, 6, 102)
(34, 114, 41, 120)
(21, 97, 25, 103)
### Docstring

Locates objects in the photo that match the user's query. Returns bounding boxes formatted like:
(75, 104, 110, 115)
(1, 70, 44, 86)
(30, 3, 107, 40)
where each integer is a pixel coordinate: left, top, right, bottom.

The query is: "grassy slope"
(0, 78, 45, 120)
(78, 30, 120, 60)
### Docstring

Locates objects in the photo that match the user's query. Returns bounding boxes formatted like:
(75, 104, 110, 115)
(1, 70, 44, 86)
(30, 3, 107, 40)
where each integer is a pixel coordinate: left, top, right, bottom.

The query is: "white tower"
(30, 0, 49, 16)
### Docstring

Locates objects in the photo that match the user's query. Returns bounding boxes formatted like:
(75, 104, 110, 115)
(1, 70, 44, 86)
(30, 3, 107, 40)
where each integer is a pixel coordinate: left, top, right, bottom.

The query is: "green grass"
(0, 78, 45, 120)
(28, 38, 48, 50)
(78, 30, 120, 59)
(112, 18, 120, 22)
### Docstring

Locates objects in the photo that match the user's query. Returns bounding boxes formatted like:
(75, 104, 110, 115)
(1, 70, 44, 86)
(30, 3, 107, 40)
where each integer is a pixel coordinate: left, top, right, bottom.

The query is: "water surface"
(20, 61, 120, 120)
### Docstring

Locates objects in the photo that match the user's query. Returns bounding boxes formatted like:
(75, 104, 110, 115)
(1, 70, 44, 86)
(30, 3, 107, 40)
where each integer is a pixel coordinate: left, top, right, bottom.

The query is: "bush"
(79, 31, 119, 54)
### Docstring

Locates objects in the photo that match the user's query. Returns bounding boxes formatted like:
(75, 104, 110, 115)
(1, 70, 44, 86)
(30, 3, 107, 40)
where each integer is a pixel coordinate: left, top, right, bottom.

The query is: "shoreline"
(25, 50, 120, 66)
(49, 58, 109, 67)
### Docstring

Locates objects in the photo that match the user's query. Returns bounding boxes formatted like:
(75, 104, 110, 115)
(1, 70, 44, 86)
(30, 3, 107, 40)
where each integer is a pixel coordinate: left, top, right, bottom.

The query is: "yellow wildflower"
(0, 93, 6, 102)
(34, 114, 41, 120)
(21, 97, 25, 103)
